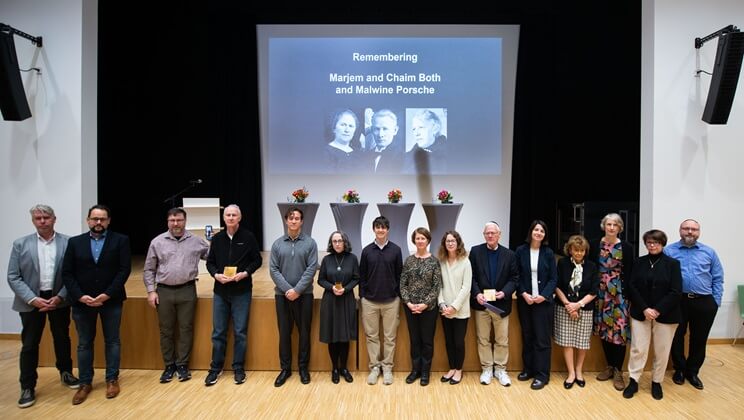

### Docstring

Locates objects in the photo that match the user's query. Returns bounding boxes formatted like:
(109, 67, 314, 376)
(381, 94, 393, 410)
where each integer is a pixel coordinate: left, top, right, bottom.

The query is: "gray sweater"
(269, 232, 318, 295)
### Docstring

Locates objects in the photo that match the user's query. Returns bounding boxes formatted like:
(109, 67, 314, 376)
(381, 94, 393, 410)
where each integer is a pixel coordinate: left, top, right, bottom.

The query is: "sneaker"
(18, 388, 35, 408)
(382, 368, 394, 385)
(480, 367, 493, 385)
(61, 371, 80, 389)
(367, 368, 380, 385)
(176, 365, 191, 382)
(234, 369, 246, 384)
(495, 369, 512, 387)
(204, 369, 222, 386)
(160, 364, 177, 383)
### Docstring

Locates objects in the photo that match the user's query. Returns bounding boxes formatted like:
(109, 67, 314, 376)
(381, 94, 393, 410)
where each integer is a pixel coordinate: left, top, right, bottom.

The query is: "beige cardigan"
(437, 257, 472, 319)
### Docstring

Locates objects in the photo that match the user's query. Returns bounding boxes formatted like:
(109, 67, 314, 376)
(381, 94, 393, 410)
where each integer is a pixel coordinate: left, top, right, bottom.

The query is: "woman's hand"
(522, 293, 534, 305)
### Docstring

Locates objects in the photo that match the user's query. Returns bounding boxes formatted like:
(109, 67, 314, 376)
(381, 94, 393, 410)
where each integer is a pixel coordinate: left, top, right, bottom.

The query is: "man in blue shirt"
(664, 219, 724, 390)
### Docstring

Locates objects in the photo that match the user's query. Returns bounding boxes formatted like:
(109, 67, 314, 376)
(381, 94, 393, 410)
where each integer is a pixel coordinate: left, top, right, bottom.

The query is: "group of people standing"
(8, 203, 724, 408)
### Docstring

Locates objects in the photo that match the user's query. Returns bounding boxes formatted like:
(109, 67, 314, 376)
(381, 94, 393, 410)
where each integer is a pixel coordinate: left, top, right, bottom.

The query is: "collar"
(36, 231, 56, 243)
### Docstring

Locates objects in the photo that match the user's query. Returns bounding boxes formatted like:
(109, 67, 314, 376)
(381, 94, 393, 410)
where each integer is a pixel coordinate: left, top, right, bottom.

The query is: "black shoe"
(575, 378, 586, 388)
(61, 371, 80, 389)
(449, 373, 462, 385)
(176, 365, 191, 382)
(530, 379, 546, 390)
(204, 369, 222, 386)
(331, 369, 340, 384)
(563, 379, 575, 389)
(234, 368, 246, 384)
(672, 370, 685, 385)
(517, 371, 533, 381)
(652, 381, 663, 400)
(441, 374, 453, 382)
(274, 369, 291, 387)
(18, 388, 35, 408)
(420, 372, 430, 386)
(405, 371, 421, 384)
(300, 369, 311, 384)
(623, 378, 638, 399)
(686, 374, 704, 390)
(339, 368, 353, 383)
(160, 364, 177, 383)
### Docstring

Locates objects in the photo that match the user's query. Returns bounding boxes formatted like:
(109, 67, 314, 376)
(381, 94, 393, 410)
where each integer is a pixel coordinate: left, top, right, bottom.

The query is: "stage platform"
(39, 253, 645, 372)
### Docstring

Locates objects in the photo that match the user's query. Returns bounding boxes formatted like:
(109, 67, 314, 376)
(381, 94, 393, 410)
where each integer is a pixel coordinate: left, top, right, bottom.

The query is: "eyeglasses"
(331, 239, 345, 244)
(445, 240, 457, 244)
(681, 227, 699, 232)
(88, 217, 109, 222)
(645, 241, 660, 246)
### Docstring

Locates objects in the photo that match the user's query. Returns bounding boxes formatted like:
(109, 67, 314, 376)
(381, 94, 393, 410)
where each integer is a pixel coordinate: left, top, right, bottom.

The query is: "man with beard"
(62, 205, 131, 404)
(664, 219, 724, 390)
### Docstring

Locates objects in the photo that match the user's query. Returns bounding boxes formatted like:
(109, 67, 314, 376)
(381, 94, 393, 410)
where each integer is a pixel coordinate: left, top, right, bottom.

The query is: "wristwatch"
(579, 301, 585, 308)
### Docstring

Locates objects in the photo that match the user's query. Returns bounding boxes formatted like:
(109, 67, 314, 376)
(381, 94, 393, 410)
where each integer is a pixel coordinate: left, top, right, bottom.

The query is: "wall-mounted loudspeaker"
(702, 31, 744, 124)
(0, 31, 32, 121)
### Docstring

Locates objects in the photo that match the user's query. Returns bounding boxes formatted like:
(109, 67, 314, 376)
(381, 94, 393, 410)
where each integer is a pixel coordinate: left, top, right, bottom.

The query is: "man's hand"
(147, 291, 159, 308)
(285, 289, 300, 301)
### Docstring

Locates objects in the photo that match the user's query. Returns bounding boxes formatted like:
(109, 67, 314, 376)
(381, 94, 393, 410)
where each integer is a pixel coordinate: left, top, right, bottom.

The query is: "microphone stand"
(163, 181, 199, 209)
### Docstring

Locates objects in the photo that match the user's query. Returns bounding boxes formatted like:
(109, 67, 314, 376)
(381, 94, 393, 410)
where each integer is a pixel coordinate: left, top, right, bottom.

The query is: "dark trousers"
(404, 306, 438, 373)
(19, 296, 73, 389)
(328, 342, 350, 370)
(72, 302, 123, 384)
(601, 340, 627, 370)
(517, 299, 554, 381)
(156, 282, 197, 366)
(275, 294, 313, 370)
(672, 294, 718, 375)
(440, 316, 468, 370)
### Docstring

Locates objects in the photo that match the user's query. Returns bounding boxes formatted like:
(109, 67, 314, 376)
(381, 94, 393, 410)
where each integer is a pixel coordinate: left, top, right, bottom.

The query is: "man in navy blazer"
(7, 204, 80, 408)
(62, 204, 131, 405)
(469, 221, 518, 387)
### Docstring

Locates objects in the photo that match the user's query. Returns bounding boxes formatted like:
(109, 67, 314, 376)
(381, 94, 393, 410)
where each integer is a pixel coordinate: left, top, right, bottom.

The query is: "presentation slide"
(257, 25, 518, 252)
(266, 37, 502, 175)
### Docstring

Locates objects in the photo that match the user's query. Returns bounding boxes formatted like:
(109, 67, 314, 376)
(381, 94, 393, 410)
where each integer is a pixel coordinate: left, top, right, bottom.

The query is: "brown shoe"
(596, 366, 613, 381)
(613, 369, 625, 391)
(72, 384, 92, 405)
(106, 379, 120, 399)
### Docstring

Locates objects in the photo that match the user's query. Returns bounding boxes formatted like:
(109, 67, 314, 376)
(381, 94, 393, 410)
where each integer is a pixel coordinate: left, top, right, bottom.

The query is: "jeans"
(72, 302, 123, 384)
(210, 291, 252, 371)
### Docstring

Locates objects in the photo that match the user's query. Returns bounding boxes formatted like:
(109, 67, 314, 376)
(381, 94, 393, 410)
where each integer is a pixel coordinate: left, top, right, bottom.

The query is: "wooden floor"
(4, 339, 744, 419)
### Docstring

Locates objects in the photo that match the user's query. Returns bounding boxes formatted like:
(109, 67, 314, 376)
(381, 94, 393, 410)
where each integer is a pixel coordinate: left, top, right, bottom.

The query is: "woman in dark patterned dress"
(591, 213, 635, 391)
(317, 231, 359, 384)
(400, 227, 442, 386)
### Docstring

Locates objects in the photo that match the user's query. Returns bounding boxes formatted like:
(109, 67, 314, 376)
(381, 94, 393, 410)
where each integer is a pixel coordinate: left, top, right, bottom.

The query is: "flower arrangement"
(437, 189, 453, 204)
(291, 187, 309, 203)
(342, 189, 360, 203)
(387, 188, 403, 203)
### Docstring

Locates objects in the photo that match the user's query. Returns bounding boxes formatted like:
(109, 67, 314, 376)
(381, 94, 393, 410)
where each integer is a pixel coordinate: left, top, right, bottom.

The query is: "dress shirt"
(37, 232, 57, 291)
(664, 240, 724, 306)
(143, 230, 209, 292)
(89, 231, 107, 263)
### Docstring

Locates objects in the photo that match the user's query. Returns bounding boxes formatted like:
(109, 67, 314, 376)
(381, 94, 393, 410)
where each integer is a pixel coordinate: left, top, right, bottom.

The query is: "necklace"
(334, 254, 345, 271)
(649, 256, 661, 269)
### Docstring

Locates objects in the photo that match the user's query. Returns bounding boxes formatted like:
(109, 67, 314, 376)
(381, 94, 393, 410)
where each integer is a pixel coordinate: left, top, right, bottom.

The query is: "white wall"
(642, 0, 744, 338)
(0, 0, 97, 333)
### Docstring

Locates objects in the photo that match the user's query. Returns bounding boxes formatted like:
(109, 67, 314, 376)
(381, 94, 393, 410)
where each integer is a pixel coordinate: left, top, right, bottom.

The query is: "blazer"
(514, 244, 558, 302)
(62, 231, 132, 306)
(626, 253, 682, 324)
(469, 243, 518, 316)
(556, 257, 599, 311)
(7, 232, 70, 312)
(588, 239, 635, 286)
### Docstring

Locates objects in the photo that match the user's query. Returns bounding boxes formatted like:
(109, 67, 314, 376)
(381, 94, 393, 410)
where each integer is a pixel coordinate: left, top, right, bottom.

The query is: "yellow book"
(223, 266, 237, 277)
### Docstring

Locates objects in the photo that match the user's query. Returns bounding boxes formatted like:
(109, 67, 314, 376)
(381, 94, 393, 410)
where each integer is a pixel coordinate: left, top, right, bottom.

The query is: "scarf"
(570, 258, 583, 293)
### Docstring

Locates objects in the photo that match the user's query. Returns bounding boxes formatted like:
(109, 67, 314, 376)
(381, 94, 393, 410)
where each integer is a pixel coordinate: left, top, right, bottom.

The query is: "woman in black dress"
(317, 231, 360, 383)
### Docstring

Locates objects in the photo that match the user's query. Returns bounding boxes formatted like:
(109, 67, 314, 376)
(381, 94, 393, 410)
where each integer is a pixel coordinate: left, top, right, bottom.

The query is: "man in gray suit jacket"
(7, 204, 80, 409)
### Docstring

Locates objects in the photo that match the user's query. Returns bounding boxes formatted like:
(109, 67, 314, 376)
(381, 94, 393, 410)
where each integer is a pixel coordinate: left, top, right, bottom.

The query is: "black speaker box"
(0, 31, 32, 121)
(702, 31, 744, 124)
